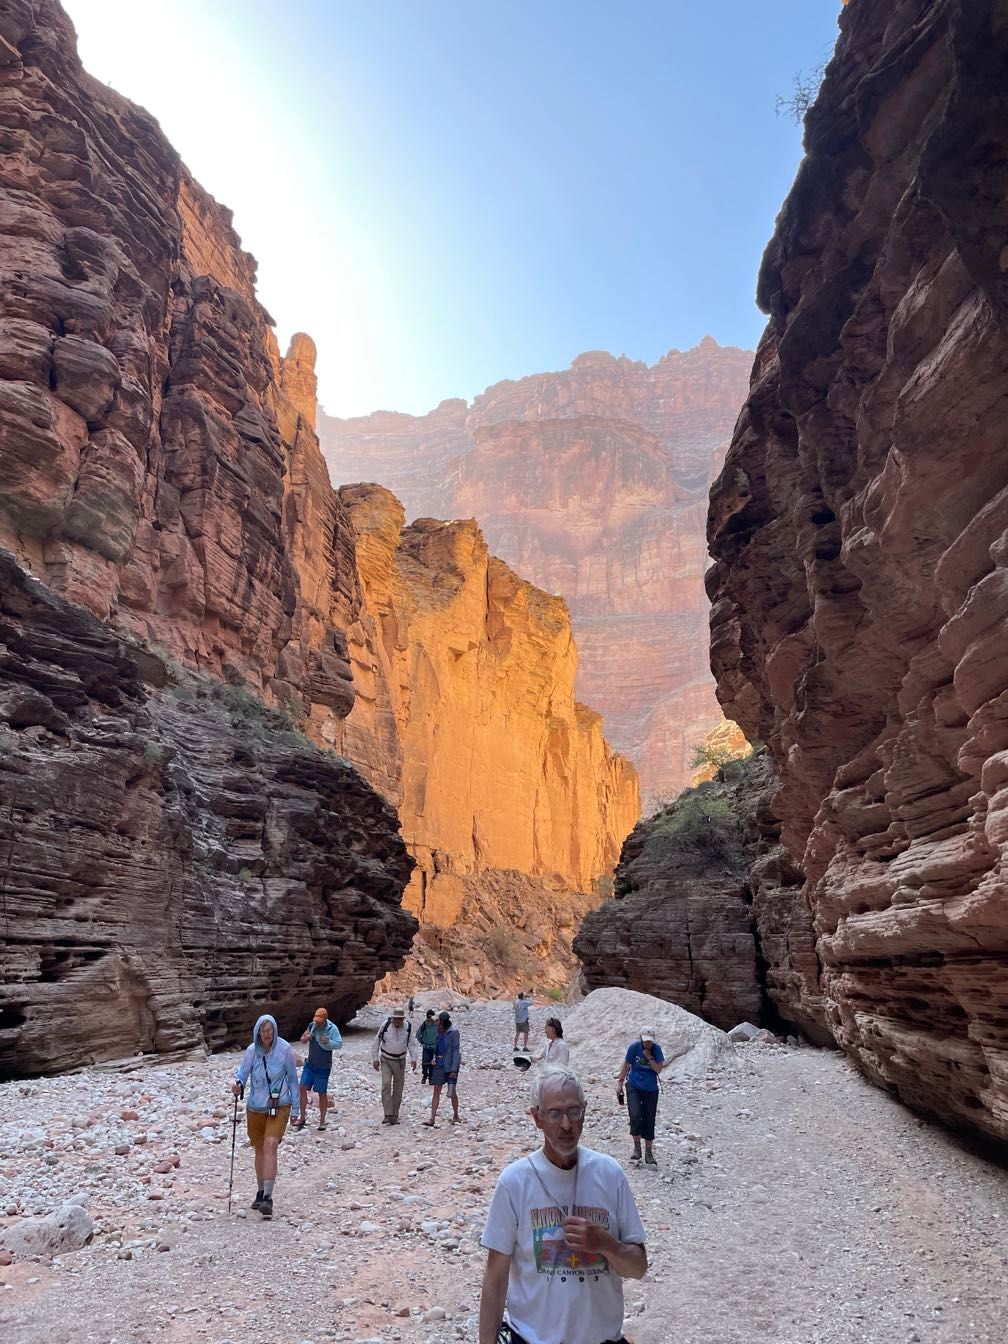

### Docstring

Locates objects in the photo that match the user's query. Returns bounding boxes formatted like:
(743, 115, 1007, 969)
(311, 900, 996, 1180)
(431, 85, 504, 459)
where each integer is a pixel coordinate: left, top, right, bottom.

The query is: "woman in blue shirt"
(616, 1026, 668, 1166)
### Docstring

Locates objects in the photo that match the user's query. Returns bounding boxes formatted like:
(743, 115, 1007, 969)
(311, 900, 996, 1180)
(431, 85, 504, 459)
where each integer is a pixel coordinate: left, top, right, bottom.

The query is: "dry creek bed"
(1, 998, 1005, 1344)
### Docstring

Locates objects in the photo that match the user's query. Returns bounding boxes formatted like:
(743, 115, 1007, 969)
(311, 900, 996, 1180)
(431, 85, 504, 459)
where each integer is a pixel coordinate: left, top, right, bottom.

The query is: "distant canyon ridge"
(319, 339, 754, 803)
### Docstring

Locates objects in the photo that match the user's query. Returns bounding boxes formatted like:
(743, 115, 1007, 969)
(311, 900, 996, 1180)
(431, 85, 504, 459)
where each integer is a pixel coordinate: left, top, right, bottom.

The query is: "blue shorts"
(300, 1062, 331, 1094)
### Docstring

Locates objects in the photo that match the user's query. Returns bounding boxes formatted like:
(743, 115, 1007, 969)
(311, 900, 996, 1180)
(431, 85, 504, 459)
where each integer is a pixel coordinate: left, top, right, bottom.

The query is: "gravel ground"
(1, 994, 1005, 1344)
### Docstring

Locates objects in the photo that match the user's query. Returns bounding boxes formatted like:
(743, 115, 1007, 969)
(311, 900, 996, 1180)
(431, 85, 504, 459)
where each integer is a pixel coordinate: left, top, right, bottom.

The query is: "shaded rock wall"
(0, 0, 357, 735)
(0, 1, 420, 1074)
(0, 551, 415, 1078)
(707, 0, 1008, 1142)
(320, 341, 753, 802)
(333, 485, 640, 953)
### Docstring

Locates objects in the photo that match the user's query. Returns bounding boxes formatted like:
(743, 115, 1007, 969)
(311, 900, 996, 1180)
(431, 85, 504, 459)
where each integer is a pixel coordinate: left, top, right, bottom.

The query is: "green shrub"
(652, 790, 737, 855)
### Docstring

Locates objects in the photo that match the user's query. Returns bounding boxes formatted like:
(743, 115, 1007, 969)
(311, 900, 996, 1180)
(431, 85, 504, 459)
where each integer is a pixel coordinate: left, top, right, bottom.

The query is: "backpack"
(379, 1018, 412, 1046)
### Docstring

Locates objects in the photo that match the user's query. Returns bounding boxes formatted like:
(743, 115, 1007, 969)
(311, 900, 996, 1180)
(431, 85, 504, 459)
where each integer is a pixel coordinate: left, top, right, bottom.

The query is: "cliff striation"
(320, 342, 753, 802)
(332, 484, 640, 994)
(707, 0, 1008, 1142)
(0, 0, 638, 1029)
(0, 0, 418, 1071)
(0, 550, 415, 1078)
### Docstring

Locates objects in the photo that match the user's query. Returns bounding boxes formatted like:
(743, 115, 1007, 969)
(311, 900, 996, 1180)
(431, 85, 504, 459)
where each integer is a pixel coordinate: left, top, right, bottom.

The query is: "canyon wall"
(320, 341, 753, 803)
(707, 0, 1008, 1143)
(0, 0, 638, 1033)
(0, 549, 415, 1079)
(332, 483, 641, 995)
(0, 0, 417, 1070)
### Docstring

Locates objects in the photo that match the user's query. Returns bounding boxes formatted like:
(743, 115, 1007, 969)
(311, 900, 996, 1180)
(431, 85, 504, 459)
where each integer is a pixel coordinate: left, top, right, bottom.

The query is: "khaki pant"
(381, 1054, 406, 1119)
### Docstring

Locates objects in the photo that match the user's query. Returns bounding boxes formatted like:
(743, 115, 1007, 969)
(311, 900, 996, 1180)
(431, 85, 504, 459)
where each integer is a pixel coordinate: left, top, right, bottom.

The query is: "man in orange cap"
(294, 1006, 342, 1131)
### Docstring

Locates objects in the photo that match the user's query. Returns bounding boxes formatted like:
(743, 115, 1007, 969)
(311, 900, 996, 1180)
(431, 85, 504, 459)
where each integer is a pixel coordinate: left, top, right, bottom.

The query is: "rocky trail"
(1, 997, 1005, 1344)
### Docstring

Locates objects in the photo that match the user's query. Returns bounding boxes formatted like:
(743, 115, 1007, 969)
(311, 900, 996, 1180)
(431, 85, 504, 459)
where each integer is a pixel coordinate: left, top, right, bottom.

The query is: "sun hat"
(391, 1005, 405, 1018)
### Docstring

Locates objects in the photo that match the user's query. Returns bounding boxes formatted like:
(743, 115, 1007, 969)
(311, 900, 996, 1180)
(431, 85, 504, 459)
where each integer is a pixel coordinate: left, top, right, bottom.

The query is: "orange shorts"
(246, 1105, 291, 1146)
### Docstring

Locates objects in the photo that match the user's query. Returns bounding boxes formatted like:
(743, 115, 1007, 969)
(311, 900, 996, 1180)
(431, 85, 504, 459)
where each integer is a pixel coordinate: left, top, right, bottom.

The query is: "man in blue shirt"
(615, 1027, 667, 1167)
(294, 1006, 342, 1132)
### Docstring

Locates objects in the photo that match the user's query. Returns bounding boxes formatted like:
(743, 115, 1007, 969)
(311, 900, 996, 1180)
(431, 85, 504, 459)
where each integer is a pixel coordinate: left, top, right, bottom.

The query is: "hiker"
(294, 1005, 342, 1131)
(478, 1065, 647, 1344)
(231, 1013, 300, 1219)
(417, 1008, 439, 1085)
(371, 1004, 418, 1124)
(532, 1016, 570, 1067)
(615, 1025, 669, 1166)
(514, 990, 531, 1050)
(425, 1010, 461, 1126)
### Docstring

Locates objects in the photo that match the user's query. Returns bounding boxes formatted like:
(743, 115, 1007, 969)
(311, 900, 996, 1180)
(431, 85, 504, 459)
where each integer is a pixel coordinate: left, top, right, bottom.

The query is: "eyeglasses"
(539, 1105, 585, 1124)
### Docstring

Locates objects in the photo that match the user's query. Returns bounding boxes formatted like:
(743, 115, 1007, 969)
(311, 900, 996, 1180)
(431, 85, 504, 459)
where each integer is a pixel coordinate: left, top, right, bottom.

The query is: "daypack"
(379, 1018, 412, 1047)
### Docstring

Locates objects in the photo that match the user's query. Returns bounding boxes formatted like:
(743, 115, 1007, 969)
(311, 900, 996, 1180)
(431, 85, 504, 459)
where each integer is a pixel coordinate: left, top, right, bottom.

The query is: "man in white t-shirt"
(478, 1066, 647, 1344)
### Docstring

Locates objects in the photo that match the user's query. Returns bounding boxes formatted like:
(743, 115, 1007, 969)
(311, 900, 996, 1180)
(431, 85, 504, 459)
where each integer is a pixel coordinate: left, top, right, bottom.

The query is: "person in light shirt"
(532, 1017, 569, 1068)
(478, 1065, 647, 1344)
(371, 1005, 418, 1124)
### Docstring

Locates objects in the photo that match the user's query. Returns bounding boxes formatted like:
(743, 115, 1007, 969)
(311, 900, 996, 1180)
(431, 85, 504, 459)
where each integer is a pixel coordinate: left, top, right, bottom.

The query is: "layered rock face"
(0, 0, 357, 736)
(707, 0, 1008, 1142)
(0, 551, 415, 1078)
(329, 484, 640, 991)
(320, 341, 753, 802)
(0, 1, 421, 1072)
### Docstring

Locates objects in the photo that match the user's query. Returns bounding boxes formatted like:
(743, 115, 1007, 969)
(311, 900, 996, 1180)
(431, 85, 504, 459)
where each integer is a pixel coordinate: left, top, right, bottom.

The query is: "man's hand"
(562, 1216, 608, 1257)
(230, 1081, 242, 1098)
(300, 1032, 310, 1042)
(411, 1059, 418, 1071)
(563, 1218, 647, 1279)
(372, 1060, 380, 1071)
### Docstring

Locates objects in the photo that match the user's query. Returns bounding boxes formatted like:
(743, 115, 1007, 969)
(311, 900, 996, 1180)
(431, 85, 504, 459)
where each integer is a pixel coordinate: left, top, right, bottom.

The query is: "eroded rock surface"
(0, 551, 415, 1078)
(333, 484, 640, 991)
(320, 341, 753, 802)
(707, 0, 1008, 1142)
(0, 0, 358, 736)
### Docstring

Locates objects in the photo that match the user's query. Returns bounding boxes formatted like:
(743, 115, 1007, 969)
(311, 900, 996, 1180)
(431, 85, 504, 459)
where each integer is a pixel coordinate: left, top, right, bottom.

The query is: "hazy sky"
(64, 1, 840, 417)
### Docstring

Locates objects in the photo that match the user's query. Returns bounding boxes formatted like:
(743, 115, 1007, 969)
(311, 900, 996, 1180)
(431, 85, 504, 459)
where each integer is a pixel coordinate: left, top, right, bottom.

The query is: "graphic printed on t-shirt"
(530, 1203, 610, 1279)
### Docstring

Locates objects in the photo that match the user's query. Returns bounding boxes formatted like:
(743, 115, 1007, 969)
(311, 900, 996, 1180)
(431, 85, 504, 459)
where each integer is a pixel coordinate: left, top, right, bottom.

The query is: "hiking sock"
(262, 1179, 275, 1198)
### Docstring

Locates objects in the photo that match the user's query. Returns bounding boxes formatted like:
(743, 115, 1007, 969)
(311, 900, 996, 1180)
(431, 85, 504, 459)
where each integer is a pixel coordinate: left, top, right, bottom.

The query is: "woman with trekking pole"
(231, 1013, 300, 1219)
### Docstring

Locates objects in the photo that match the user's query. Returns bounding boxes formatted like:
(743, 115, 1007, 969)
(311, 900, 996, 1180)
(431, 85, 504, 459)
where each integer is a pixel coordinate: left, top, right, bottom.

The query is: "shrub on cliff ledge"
(652, 788, 737, 858)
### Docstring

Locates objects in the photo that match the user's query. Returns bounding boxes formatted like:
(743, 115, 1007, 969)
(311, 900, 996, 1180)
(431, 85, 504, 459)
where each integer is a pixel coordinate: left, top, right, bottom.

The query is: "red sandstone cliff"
(334, 484, 641, 995)
(707, 0, 1008, 1143)
(0, 0, 417, 1072)
(0, 0, 639, 1034)
(320, 341, 753, 803)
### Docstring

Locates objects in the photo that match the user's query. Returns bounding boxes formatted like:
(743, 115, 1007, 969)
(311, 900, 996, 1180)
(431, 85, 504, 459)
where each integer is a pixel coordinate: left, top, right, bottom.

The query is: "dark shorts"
(431, 1066, 458, 1094)
(300, 1062, 331, 1094)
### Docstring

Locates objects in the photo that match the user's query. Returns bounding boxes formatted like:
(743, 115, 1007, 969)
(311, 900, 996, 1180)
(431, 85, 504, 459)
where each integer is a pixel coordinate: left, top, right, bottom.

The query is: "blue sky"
(65, 2, 841, 416)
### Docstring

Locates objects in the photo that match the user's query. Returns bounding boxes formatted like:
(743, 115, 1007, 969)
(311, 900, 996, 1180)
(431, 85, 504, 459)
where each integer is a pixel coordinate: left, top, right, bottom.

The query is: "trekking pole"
(227, 1083, 243, 1214)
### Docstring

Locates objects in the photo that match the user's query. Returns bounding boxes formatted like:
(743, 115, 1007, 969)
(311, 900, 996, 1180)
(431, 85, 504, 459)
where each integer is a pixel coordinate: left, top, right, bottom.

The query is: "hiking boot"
(388, 1116, 400, 1124)
(259, 1196, 273, 1218)
(631, 1146, 642, 1163)
(251, 1191, 264, 1211)
(381, 1116, 392, 1124)
(644, 1150, 657, 1167)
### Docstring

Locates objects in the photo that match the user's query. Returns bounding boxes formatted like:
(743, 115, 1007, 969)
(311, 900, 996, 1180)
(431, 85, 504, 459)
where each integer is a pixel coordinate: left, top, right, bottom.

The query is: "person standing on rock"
(478, 1064, 647, 1344)
(532, 1017, 570, 1068)
(294, 1006, 342, 1132)
(425, 1010, 461, 1126)
(372, 1005, 418, 1124)
(231, 1013, 300, 1219)
(615, 1026, 668, 1167)
(417, 1008, 439, 1085)
(514, 991, 531, 1051)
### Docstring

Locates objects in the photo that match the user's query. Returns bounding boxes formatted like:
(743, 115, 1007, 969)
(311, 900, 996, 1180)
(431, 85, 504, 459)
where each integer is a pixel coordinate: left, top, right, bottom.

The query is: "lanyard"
(527, 1150, 578, 1219)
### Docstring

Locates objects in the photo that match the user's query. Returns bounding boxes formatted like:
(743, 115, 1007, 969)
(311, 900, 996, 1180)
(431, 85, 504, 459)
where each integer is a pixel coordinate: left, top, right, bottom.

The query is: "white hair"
(529, 1065, 585, 1110)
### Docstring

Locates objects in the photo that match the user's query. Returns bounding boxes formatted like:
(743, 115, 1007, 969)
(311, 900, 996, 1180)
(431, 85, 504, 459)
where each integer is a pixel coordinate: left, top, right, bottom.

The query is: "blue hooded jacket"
(234, 1013, 300, 1118)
